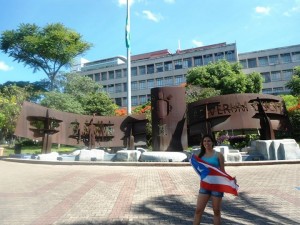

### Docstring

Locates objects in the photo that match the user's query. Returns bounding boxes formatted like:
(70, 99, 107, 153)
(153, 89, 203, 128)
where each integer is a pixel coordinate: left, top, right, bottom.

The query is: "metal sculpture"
(188, 93, 292, 145)
(151, 87, 188, 151)
(15, 101, 147, 153)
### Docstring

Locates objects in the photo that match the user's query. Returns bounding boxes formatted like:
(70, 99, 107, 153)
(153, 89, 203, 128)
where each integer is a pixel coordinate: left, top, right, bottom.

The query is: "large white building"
(78, 42, 300, 107)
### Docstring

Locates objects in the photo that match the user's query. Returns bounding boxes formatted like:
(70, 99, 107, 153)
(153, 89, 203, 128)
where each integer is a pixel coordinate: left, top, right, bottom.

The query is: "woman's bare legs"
(211, 196, 223, 225)
(193, 193, 210, 225)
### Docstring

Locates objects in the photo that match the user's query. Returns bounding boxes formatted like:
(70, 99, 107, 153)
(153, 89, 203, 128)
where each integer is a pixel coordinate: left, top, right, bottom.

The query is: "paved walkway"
(0, 160, 299, 225)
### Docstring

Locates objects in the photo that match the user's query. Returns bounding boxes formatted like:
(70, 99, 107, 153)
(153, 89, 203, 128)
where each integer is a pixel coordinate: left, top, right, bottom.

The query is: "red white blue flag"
(190, 154, 239, 196)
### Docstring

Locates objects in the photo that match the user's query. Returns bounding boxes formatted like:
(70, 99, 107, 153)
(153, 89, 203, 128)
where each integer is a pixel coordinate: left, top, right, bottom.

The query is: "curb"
(2, 157, 300, 166)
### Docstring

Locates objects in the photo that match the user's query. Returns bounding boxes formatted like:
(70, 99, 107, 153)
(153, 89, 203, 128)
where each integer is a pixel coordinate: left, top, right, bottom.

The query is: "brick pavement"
(0, 159, 299, 225)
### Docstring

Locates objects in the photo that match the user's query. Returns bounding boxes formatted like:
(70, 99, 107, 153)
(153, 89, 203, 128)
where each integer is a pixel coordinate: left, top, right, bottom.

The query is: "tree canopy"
(40, 73, 118, 116)
(0, 23, 92, 90)
(286, 66, 300, 96)
(186, 60, 262, 95)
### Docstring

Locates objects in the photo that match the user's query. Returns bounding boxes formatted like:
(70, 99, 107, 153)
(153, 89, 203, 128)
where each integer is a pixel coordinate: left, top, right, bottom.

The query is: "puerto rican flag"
(190, 154, 239, 196)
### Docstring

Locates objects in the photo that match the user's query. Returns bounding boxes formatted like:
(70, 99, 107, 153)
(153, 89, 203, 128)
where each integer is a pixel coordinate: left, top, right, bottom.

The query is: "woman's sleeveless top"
(201, 151, 220, 168)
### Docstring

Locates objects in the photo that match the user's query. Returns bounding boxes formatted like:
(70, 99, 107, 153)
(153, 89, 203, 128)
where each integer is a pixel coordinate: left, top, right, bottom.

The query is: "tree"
(286, 66, 300, 96)
(0, 23, 92, 91)
(185, 85, 220, 103)
(41, 73, 118, 116)
(40, 92, 85, 114)
(186, 60, 262, 94)
(0, 85, 30, 143)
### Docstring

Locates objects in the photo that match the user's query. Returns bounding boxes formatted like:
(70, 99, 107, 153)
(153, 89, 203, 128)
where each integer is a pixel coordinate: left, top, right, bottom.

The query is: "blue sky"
(0, 0, 300, 84)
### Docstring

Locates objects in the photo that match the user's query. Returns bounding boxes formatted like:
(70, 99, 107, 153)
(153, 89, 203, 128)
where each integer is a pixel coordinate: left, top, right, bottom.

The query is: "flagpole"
(126, 0, 131, 115)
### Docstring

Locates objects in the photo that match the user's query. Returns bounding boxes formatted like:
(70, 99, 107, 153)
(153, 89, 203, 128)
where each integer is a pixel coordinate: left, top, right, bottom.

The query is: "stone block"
(226, 152, 242, 162)
(278, 142, 300, 160)
(115, 150, 141, 162)
(255, 140, 273, 160)
(104, 153, 116, 161)
(90, 149, 105, 161)
(37, 152, 59, 161)
(140, 152, 188, 162)
(77, 150, 93, 161)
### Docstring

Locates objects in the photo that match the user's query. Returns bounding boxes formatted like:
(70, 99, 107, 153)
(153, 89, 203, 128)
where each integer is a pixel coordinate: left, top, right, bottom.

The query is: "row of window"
(102, 75, 185, 94)
(87, 51, 236, 81)
(261, 69, 293, 83)
(115, 95, 151, 107)
(262, 87, 290, 95)
(240, 51, 300, 69)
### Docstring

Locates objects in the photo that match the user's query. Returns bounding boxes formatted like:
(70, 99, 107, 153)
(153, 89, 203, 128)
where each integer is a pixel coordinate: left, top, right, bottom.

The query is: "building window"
(101, 72, 107, 81)
(101, 85, 107, 92)
(174, 59, 183, 69)
(115, 70, 122, 78)
(139, 95, 147, 104)
(123, 97, 127, 106)
(282, 70, 293, 81)
(108, 84, 114, 93)
(139, 80, 146, 90)
(156, 63, 163, 72)
(147, 64, 154, 74)
(139, 65, 146, 75)
(132, 96, 138, 106)
(164, 61, 173, 71)
(174, 75, 184, 85)
(123, 68, 127, 77)
(261, 72, 271, 83)
(203, 54, 213, 65)
(271, 71, 281, 81)
(225, 50, 235, 61)
(183, 58, 192, 68)
(292, 52, 300, 62)
(147, 79, 154, 89)
(280, 53, 292, 63)
(215, 52, 224, 61)
(132, 81, 138, 90)
(94, 73, 100, 82)
(239, 59, 247, 69)
(156, 78, 163, 87)
(123, 83, 127, 92)
(164, 76, 173, 86)
(109, 71, 114, 79)
(247, 58, 257, 68)
(262, 88, 272, 94)
(131, 67, 137, 76)
(258, 56, 268, 66)
(269, 55, 279, 65)
(115, 83, 122, 93)
(194, 56, 203, 66)
(87, 74, 93, 80)
(273, 87, 284, 93)
(115, 98, 122, 107)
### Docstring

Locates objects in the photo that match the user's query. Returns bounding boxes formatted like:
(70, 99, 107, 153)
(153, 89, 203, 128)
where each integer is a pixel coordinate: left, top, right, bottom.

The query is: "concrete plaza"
(0, 159, 299, 225)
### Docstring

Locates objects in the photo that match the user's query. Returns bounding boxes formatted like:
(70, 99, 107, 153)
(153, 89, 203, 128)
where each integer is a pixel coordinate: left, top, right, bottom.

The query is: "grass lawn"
(0, 144, 78, 157)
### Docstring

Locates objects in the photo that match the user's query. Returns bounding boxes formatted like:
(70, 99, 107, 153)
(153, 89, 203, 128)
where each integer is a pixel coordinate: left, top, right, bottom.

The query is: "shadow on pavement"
(62, 192, 298, 225)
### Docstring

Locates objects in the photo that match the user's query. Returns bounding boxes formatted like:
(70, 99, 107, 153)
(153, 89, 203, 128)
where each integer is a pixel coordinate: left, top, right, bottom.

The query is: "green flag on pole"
(125, 3, 130, 48)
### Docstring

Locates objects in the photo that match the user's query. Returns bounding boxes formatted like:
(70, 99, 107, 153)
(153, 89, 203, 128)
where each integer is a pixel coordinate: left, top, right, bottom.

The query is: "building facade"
(78, 42, 300, 107)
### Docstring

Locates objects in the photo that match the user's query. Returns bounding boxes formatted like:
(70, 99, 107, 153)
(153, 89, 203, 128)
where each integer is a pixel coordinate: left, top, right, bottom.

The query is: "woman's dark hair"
(198, 134, 215, 158)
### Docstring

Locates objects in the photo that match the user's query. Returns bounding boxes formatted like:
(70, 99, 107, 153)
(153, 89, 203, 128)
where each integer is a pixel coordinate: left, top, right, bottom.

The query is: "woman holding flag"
(192, 134, 238, 225)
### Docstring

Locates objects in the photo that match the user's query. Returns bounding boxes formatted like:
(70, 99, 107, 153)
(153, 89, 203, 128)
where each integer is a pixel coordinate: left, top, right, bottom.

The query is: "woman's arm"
(218, 152, 225, 172)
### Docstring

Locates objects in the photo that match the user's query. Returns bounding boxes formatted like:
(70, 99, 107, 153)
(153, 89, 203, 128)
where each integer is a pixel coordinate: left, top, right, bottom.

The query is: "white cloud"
(0, 61, 13, 71)
(255, 6, 271, 15)
(142, 10, 163, 22)
(192, 40, 204, 47)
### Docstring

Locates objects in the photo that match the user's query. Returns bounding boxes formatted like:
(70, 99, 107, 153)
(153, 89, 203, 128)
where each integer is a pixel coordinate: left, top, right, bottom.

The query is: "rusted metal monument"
(15, 101, 147, 153)
(15, 88, 291, 153)
(188, 93, 291, 145)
